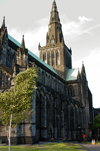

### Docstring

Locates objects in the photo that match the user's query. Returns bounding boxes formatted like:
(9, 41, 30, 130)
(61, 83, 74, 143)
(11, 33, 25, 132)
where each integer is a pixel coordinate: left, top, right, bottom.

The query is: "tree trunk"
(9, 114, 12, 151)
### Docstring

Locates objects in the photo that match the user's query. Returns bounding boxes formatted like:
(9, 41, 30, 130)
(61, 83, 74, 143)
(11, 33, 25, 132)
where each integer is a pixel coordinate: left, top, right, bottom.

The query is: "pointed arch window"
(47, 52, 50, 65)
(42, 72, 45, 84)
(52, 52, 55, 66)
(43, 53, 46, 62)
(57, 26, 59, 31)
(56, 51, 60, 65)
(68, 85, 75, 97)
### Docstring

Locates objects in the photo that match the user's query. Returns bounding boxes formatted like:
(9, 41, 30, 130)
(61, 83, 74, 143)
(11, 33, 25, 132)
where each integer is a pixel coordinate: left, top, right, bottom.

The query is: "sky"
(0, 0, 100, 108)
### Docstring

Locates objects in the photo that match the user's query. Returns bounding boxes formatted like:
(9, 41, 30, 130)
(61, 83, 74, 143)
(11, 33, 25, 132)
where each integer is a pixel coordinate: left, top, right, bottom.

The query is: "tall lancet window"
(52, 52, 55, 66)
(56, 51, 60, 65)
(43, 53, 46, 63)
(47, 52, 50, 65)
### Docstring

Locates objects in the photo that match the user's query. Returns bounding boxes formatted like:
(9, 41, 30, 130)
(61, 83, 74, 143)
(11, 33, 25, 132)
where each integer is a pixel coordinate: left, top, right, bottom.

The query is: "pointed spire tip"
(2, 16, 5, 28)
(21, 34, 25, 49)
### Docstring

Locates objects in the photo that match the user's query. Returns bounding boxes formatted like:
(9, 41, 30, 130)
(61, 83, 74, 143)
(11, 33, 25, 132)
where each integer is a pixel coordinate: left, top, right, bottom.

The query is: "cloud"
(36, 16, 49, 26)
(78, 16, 93, 24)
(62, 15, 93, 39)
(8, 21, 48, 55)
(8, 15, 95, 55)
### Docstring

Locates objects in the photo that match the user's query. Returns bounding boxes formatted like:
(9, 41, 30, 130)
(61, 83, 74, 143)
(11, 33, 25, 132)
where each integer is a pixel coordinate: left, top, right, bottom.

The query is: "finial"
(2, 16, 5, 28)
(82, 61, 85, 69)
(38, 43, 41, 50)
(81, 61, 85, 74)
(21, 35, 25, 50)
(77, 68, 81, 79)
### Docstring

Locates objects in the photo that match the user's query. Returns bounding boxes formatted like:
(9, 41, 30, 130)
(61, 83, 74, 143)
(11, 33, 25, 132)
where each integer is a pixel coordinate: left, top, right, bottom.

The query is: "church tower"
(39, 0, 72, 79)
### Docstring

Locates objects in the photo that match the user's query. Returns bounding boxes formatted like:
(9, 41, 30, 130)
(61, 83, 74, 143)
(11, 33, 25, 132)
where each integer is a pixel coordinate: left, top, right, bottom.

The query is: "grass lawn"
(0, 142, 85, 151)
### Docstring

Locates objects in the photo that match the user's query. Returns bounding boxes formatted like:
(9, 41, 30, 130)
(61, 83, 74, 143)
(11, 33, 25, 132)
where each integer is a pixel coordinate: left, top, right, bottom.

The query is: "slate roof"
(8, 34, 58, 75)
(66, 68, 81, 81)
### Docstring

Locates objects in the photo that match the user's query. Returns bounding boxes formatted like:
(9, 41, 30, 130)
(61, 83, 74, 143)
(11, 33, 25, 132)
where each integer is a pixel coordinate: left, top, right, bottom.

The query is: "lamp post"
(78, 124, 81, 143)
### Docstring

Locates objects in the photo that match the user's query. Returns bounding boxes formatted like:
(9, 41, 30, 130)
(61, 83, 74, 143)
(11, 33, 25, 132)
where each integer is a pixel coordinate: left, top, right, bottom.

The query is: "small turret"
(38, 43, 41, 50)
(21, 35, 25, 50)
(77, 68, 81, 79)
(17, 35, 28, 71)
(1, 16, 5, 29)
(81, 61, 85, 74)
(0, 16, 8, 66)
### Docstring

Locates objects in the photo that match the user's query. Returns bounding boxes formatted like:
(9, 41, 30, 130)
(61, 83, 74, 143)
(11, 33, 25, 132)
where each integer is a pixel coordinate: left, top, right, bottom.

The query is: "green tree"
(93, 114, 100, 129)
(0, 67, 38, 151)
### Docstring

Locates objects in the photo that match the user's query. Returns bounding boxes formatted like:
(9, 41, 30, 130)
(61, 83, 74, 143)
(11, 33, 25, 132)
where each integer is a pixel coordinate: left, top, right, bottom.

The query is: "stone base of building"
(0, 136, 39, 145)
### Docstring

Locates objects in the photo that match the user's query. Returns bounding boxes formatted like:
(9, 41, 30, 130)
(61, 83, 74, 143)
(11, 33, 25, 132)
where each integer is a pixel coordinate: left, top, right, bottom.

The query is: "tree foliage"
(93, 114, 100, 129)
(0, 67, 38, 128)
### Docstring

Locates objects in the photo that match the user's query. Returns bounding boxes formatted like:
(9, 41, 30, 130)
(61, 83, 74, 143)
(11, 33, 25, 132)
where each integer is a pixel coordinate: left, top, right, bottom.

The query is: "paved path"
(80, 143, 100, 151)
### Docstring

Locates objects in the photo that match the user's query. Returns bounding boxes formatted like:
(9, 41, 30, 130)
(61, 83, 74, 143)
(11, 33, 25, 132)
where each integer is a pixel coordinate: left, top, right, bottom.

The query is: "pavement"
(79, 143, 100, 151)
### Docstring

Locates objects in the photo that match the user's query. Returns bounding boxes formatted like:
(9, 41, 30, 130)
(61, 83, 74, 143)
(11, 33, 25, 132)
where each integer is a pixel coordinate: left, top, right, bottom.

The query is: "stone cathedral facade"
(0, 0, 93, 144)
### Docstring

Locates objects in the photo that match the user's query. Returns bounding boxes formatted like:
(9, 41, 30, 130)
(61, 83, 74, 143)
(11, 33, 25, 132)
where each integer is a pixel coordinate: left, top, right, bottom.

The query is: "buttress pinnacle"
(1, 16, 5, 28)
(21, 35, 25, 50)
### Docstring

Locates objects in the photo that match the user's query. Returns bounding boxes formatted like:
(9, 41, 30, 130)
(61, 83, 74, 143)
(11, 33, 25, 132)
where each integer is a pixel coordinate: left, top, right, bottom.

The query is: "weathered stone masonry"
(0, 0, 93, 144)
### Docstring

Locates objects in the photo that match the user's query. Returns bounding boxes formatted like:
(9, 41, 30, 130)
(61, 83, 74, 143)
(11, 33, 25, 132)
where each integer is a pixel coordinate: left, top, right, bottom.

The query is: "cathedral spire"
(49, 0, 60, 24)
(21, 35, 25, 50)
(45, 0, 64, 45)
(52, 0, 57, 12)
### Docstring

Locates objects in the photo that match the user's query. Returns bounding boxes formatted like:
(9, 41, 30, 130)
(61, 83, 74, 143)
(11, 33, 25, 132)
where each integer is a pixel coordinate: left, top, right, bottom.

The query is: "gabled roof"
(66, 68, 81, 81)
(8, 34, 57, 75)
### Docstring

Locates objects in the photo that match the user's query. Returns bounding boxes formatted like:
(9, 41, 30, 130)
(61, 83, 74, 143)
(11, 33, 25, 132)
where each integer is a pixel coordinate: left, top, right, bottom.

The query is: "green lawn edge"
(0, 142, 88, 151)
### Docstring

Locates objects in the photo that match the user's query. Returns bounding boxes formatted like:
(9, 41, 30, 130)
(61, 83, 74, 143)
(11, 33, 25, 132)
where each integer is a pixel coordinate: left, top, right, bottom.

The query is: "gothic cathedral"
(0, 0, 94, 144)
